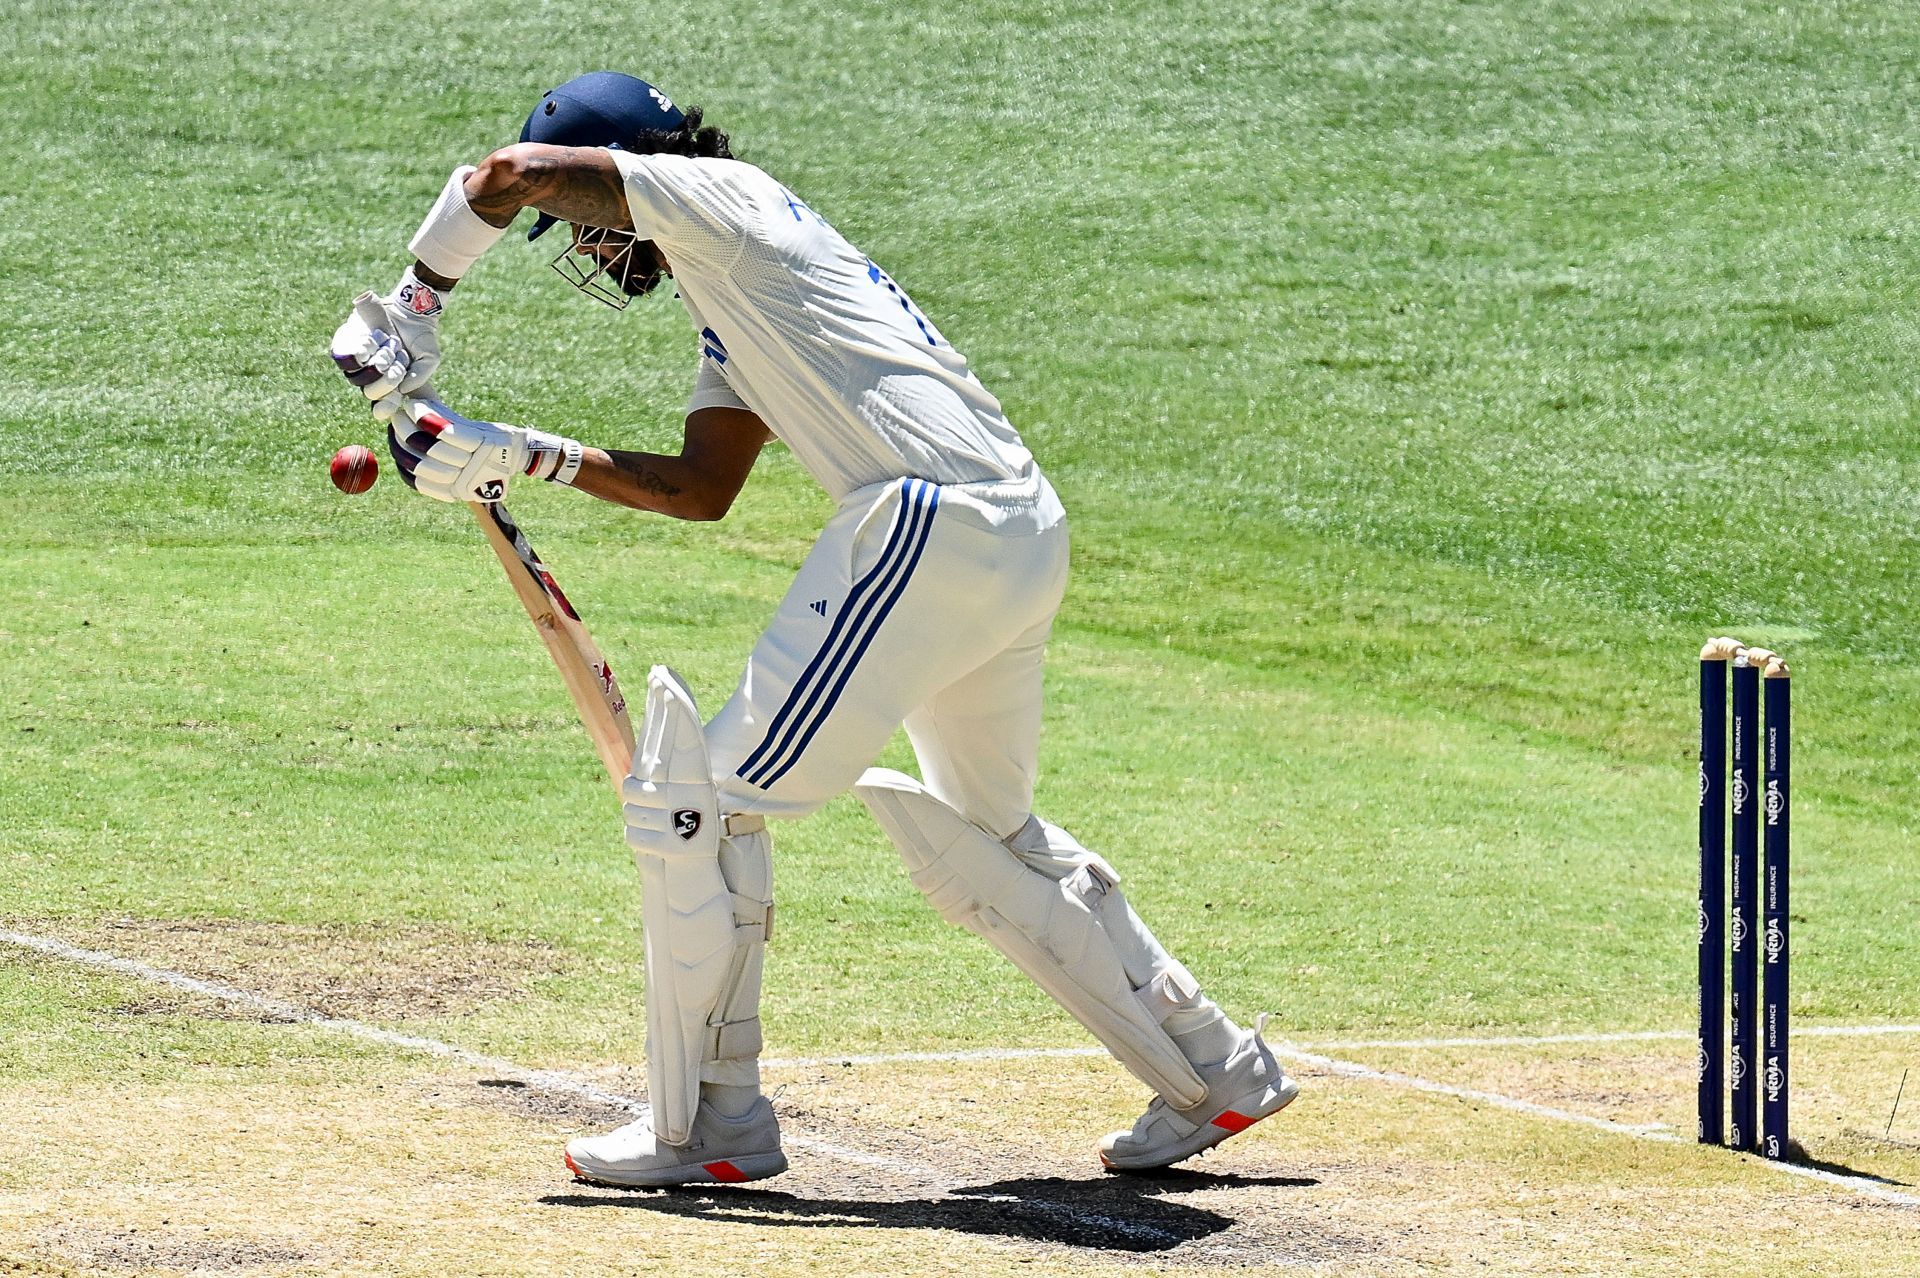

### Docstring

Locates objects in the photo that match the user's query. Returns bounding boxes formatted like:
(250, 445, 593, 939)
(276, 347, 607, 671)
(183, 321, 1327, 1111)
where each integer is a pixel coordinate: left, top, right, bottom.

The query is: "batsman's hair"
(631, 105, 733, 160)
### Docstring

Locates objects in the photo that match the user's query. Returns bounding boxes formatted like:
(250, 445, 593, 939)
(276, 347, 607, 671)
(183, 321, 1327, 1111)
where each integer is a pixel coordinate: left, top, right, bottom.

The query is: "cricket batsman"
(330, 71, 1294, 1184)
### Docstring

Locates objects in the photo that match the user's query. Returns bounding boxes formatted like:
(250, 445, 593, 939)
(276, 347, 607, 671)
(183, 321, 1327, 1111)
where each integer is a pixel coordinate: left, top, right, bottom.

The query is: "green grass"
(3, 0, 1918, 1080)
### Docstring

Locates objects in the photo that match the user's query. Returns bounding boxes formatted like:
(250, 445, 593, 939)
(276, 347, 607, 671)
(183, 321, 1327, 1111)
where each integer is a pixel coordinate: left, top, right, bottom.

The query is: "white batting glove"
(328, 269, 447, 417)
(398, 397, 582, 504)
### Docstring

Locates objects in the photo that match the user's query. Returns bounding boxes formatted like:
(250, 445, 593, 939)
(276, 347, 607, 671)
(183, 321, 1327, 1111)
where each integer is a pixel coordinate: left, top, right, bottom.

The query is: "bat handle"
(352, 292, 388, 331)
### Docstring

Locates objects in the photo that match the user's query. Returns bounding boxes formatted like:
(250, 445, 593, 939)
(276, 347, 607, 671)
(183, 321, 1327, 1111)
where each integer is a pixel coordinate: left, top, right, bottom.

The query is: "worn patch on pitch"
(9, 1035, 1920, 1275)
(19, 916, 565, 1021)
(40, 1222, 314, 1271)
(443, 1074, 641, 1130)
(553, 1058, 1419, 1269)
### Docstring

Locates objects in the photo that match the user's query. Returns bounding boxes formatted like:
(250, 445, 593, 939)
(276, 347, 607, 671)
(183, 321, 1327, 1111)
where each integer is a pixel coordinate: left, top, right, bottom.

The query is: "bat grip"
(352, 292, 389, 331)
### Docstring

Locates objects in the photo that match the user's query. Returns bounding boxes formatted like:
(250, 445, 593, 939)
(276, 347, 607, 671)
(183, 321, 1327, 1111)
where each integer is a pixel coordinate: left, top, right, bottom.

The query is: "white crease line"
(1274, 1045, 1920, 1208)
(768, 1023, 1920, 1067)
(0, 929, 1180, 1249)
(0, 928, 651, 1114)
(1310, 1025, 1920, 1051)
(776, 1038, 1920, 1210)
(8, 927, 1915, 1212)
(765, 1046, 1105, 1068)
(1767, 1160, 1920, 1206)
(1270, 1044, 1677, 1139)
(1313, 1030, 1693, 1050)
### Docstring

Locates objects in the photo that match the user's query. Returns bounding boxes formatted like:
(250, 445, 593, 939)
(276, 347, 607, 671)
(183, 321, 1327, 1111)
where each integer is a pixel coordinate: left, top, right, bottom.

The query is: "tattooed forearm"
(568, 411, 764, 522)
(463, 145, 633, 230)
(606, 451, 685, 498)
(465, 164, 551, 226)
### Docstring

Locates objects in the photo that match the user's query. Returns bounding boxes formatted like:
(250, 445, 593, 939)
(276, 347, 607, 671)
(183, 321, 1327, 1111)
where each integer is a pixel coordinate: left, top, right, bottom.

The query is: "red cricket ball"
(329, 444, 377, 495)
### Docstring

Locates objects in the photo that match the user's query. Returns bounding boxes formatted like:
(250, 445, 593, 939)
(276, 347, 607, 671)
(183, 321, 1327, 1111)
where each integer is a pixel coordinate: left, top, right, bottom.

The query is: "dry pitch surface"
(5, 922, 1920, 1277)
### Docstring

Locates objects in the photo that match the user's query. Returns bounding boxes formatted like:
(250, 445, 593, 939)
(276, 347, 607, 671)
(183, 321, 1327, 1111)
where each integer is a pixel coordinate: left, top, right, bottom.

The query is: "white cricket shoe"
(1098, 1015, 1298, 1171)
(564, 1097, 788, 1187)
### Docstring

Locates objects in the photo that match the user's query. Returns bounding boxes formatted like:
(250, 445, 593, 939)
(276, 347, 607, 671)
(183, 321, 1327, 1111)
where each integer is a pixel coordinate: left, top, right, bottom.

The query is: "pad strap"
(701, 824, 774, 1086)
(1136, 962, 1201, 1023)
(708, 1011, 764, 1064)
(1054, 852, 1195, 1022)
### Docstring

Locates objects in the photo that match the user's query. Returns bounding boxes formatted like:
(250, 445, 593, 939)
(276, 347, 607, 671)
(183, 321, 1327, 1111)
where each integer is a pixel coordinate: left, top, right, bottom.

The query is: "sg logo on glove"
(398, 282, 443, 317)
(672, 809, 703, 840)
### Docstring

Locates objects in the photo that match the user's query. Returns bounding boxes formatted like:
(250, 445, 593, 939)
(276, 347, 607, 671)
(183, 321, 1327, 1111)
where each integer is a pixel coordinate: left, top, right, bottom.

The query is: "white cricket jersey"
(611, 151, 1060, 523)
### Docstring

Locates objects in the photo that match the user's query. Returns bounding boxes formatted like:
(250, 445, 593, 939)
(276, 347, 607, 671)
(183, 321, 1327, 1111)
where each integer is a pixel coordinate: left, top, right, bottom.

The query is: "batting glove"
(328, 270, 447, 418)
(397, 397, 583, 504)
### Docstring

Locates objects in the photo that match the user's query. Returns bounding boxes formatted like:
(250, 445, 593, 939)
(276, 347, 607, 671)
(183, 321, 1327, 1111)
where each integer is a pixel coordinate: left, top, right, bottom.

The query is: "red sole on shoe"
(1100, 1081, 1298, 1172)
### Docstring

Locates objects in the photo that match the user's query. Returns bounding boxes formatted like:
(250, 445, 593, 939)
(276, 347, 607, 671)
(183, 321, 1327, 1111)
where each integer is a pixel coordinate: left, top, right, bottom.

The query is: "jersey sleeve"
(686, 355, 749, 416)
(611, 152, 754, 271)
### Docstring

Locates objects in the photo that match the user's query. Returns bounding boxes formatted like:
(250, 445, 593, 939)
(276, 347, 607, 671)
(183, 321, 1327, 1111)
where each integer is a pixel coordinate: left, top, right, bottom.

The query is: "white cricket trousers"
(708, 472, 1069, 838)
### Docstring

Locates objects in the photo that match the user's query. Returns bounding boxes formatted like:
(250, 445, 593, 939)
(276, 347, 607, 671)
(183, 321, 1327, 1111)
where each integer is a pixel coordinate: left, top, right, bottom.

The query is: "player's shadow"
(541, 1168, 1316, 1253)
(1786, 1149, 1913, 1187)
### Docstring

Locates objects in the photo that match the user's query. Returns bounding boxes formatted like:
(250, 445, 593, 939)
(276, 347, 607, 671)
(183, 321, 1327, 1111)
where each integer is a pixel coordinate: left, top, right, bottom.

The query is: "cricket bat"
(350, 294, 634, 792)
(466, 497, 634, 792)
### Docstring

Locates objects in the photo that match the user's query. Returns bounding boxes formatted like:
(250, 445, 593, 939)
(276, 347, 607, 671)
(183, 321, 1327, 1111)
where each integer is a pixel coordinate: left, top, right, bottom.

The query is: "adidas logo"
(808, 599, 828, 617)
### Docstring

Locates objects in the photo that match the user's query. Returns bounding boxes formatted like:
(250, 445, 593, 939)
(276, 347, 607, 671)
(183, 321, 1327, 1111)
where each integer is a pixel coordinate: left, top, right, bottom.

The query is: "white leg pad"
(703, 824, 773, 1088)
(1004, 815, 1205, 1022)
(855, 767, 1206, 1108)
(624, 667, 772, 1145)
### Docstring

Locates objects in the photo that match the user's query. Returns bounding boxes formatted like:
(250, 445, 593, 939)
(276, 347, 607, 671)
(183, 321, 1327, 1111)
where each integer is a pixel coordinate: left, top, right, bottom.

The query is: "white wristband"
(407, 166, 507, 281)
(524, 430, 584, 484)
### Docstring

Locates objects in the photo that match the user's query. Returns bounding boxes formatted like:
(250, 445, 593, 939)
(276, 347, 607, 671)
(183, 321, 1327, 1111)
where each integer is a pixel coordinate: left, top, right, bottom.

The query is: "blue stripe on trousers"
(736, 479, 939, 788)
(733, 480, 920, 783)
(741, 479, 937, 787)
(735, 479, 926, 785)
(739, 479, 936, 787)
(755, 480, 941, 788)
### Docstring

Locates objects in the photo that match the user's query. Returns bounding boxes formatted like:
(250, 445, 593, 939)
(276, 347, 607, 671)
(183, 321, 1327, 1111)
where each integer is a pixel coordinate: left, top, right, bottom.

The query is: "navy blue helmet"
(519, 72, 686, 242)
